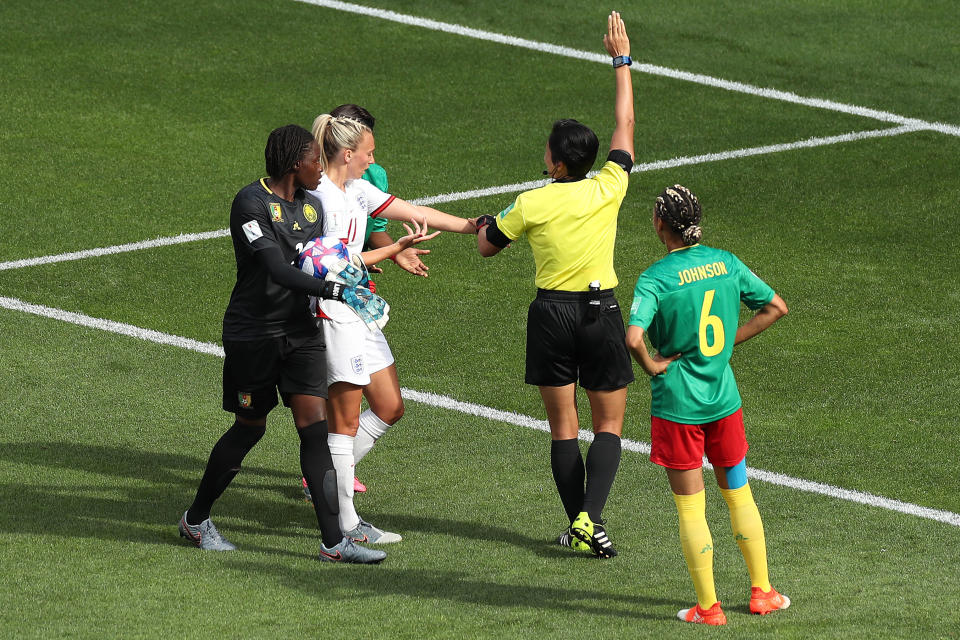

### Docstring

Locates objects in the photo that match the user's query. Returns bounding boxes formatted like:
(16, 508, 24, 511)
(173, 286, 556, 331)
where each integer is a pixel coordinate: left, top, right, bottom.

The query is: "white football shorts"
(322, 319, 395, 386)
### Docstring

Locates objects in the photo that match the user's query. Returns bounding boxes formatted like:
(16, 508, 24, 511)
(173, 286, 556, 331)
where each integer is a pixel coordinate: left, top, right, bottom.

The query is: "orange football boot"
(750, 586, 791, 615)
(677, 602, 727, 626)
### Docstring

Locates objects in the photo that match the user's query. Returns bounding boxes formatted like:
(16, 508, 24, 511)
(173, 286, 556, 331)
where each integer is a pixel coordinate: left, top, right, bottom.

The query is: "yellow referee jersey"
(496, 160, 630, 291)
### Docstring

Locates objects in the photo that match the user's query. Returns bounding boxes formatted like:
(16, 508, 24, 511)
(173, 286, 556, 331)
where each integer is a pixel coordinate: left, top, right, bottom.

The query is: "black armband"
(607, 149, 633, 173)
(475, 214, 496, 232)
(484, 219, 512, 249)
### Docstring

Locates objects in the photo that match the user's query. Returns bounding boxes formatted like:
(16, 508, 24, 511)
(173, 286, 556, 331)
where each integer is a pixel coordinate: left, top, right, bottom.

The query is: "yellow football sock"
(719, 483, 771, 592)
(673, 490, 718, 609)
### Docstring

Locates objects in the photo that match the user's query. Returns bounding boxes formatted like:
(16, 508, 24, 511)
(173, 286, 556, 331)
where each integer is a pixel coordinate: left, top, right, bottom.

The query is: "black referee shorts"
(222, 328, 327, 419)
(525, 288, 634, 391)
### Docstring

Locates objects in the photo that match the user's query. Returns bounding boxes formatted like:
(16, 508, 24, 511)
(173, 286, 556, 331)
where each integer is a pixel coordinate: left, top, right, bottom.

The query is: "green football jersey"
(628, 244, 775, 423)
(363, 163, 389, 244)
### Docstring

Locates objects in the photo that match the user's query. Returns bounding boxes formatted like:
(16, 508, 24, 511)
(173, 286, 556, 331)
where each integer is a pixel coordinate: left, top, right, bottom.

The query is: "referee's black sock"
(298, 420, 342, 548)
(582, 432, 622, 523)
(550, 438, 585, 525)
(186, 419, 265, 525)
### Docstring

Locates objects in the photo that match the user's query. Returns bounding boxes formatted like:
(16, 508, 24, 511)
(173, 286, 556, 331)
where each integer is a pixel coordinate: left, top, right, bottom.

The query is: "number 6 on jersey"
(698, 289, 725, 357)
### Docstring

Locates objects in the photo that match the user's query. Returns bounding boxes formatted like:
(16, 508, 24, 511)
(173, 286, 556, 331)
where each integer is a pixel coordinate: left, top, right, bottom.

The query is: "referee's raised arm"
(605, 11, 635, 161)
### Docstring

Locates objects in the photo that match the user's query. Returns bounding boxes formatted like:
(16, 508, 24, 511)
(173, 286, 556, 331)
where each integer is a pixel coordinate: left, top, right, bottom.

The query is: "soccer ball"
(299, 236, 349, 280)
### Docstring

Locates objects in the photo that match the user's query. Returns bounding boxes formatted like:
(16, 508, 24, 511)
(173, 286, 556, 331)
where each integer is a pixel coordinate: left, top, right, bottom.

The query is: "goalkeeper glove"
(341, 285, 390, 330)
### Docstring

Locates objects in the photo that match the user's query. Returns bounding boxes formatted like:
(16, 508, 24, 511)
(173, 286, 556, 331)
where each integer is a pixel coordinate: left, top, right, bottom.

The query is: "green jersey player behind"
(628, 226, 774, 425)
(626, 184, 790, 626)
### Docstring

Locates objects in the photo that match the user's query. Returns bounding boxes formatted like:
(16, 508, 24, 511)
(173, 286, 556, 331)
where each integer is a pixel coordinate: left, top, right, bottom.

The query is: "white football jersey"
(308, 175, 394, 323)
(311, 175, 394, 257)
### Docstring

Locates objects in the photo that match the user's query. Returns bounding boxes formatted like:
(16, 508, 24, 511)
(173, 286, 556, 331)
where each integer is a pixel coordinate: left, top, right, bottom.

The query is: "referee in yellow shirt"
(476, 11, 635, 558)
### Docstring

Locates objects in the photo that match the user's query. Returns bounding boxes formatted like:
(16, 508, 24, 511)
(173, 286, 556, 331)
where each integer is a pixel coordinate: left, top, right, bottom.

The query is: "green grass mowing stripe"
(2, 314, 958, 638)
(3, 293, 958, 532)
(0, 0, 893, 263)
(0, 124, 917, 273)
(331, 0, 960, 127)
(297, 0, 960, 135)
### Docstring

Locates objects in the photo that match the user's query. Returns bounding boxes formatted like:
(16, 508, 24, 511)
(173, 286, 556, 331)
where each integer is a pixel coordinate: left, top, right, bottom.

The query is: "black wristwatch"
(612, 55, 632, 68)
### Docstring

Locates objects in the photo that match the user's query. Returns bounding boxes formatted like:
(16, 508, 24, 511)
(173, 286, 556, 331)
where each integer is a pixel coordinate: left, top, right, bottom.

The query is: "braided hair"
(654, 184, 703, 245)
(264, 124, 315, 180)
(330, 103, 376, 131)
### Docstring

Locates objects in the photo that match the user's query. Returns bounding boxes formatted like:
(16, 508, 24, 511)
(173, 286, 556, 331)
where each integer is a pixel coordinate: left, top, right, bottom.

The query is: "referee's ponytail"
(264, 124, 315, 180)
(655, 184, 703, 246)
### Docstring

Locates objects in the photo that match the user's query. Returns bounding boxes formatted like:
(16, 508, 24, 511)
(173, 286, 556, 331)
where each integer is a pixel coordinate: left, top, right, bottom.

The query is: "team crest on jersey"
(238, 392, 252, 408)
(351, 355, 364, 375)
(355, 193, 367, 213)
(303, 203, 318, 223)
(269, 203, 283, 222)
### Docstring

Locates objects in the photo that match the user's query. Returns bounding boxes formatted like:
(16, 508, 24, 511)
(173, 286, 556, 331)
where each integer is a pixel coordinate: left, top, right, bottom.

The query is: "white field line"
(2, 294, 958, 529)
(0, 229, 230, 272)
(294, 0, 960, 137)
(413, 124, 919, 206)
(0, 125, 917, 272)
(0, 296, 226, 357)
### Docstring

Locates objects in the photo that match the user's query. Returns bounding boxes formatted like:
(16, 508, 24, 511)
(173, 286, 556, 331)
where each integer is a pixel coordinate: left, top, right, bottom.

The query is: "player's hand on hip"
(650, 352, 681, 376)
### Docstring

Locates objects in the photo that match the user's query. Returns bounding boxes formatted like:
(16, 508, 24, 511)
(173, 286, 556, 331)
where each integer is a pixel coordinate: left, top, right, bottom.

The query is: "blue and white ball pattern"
(298, 236, 350, 281)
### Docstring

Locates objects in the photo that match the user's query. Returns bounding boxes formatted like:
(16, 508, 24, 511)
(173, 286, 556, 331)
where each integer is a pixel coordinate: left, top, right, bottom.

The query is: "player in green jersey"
(626, 184, 790, 625)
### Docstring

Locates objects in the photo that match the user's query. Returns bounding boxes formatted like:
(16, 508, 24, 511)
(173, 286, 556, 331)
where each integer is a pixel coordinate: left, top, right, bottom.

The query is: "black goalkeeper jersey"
(222, 178, 326, 340)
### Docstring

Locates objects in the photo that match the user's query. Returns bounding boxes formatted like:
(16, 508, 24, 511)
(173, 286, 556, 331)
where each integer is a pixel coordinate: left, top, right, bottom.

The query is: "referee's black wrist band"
(612, 55, 632, 68)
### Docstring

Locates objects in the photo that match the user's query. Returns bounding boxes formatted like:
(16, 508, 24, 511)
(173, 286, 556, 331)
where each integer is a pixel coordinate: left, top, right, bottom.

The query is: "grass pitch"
(1, 1, 958, 638)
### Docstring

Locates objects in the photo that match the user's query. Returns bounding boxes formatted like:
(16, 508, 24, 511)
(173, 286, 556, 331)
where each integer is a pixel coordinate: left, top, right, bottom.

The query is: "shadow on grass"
(0, 441, 315, 547)
(1, 440, 689, 618)
(0, 440, 292, 485)
(227, 559, 677, 621)
(0, 441, 587, 556)
(355, 512, 579, 559)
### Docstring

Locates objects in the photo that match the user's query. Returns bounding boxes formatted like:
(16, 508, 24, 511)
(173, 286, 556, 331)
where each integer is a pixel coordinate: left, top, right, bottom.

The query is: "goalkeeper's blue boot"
(178, 511, 237, 551)
(318, 537, 386, 564)
(571, 512, 618, 558)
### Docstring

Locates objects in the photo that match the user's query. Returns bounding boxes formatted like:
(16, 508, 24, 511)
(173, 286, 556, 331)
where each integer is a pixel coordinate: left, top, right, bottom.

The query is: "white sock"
(354, 409, 391, 465)
(327, 432, 359, 532)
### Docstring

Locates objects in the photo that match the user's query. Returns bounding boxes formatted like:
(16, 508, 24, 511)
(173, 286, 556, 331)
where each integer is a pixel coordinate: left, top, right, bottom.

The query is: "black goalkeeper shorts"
(222, 328, 327, 419)
(525, 288, 634, 391)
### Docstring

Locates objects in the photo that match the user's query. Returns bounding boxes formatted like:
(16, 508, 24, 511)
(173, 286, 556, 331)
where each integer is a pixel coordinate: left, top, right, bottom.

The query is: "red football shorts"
(650, 408, 748, 470)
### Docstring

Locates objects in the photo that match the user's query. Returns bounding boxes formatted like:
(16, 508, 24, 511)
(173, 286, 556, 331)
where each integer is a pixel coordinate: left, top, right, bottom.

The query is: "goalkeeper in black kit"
(177, 124, 386, 564)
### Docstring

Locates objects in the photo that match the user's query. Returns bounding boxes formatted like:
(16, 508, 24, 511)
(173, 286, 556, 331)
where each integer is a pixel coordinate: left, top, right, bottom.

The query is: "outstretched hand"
(396, 217, 441, 250)
(603, 11, 630, 58)
(394, 247, 430, 277)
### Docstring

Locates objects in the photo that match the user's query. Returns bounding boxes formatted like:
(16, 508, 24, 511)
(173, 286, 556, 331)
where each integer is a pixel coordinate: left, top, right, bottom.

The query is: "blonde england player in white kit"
(309, 113, 476, 543)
